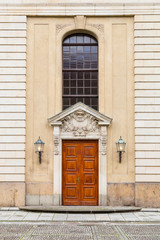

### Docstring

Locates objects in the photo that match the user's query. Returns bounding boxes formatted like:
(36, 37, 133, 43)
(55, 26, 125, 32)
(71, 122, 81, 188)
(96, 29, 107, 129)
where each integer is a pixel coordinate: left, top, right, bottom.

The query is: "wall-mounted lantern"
(34, 137, 45, 164)
(116, 136, 126, 163)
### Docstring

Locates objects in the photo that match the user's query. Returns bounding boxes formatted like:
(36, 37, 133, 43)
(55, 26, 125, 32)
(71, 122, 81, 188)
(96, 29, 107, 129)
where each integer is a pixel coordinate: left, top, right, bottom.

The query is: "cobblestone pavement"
(0, 222, 160, 240)
(0, 210, 160, 239)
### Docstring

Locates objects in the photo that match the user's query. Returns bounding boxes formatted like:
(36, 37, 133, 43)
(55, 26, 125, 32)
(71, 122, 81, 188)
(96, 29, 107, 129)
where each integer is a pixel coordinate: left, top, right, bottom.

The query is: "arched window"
(62, 33, 98, 110)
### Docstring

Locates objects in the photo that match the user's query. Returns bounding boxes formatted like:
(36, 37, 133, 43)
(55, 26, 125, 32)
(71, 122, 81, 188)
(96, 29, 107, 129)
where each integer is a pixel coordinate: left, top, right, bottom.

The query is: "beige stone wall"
(134, 15, 160, 207)
(0, 16, 26, 206)
(26, 16, 134, 205)
(1, 1, 160, 207)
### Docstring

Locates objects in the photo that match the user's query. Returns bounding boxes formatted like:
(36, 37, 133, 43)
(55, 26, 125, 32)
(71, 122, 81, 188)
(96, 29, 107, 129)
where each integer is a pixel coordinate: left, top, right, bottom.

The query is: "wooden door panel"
(83, 173, 96, 184)
(62, 141, 98, 206)
(83, 146, 95, 157)
(66, 160, 77, 171)
(83, 187, 95, 198)
(83, 160, 95, 171)
(62, 143, 80, 205)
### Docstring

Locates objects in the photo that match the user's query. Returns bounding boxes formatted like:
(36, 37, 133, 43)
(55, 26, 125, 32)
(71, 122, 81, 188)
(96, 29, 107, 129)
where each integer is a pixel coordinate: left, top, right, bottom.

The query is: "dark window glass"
(62, 33, 98, 110)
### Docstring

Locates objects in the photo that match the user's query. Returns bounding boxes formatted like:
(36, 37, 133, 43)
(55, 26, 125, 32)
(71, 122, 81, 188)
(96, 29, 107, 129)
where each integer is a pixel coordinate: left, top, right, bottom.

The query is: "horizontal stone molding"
(0, 2, 160, 15)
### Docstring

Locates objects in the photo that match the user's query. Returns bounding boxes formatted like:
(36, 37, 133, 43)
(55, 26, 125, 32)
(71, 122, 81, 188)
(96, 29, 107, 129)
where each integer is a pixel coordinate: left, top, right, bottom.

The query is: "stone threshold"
(19, 206, 141, 213)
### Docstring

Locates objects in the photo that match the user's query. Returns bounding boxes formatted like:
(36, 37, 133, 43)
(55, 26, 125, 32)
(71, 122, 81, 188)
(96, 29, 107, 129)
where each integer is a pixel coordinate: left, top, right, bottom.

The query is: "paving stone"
(32, 224, 91, 235)
(96, 225, 118, 235)
(100, 237, 120, 240)
(9, 211, 28, 221)
(29, 235, 93, 240)
(121, 213, 140, 221)
(95, 214, 110, 221)
(38, 213, 54, 221)
(0, 224, 31, 237)
(23, 212, 41, 221)
(0, 237, 20, 240)
(53, 214, 67, 221)
(128, 237, 160, 240)
(119, 225, 160, 235)
(108, 213, 124, 221)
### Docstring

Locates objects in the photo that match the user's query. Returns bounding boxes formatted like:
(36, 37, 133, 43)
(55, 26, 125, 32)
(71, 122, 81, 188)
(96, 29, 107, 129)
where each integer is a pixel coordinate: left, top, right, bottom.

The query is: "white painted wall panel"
(135, 113, 160, 120)
(0, 121, 25, 128)
(0, 167, 25, 174)
(0, 90, 25, 97)
(135, 136, 160, 143)
(0, 53, 26, 60)
(136, 159, 160, 167)
(0, 113, 25, 120)
(135, 105, 160, 112)
(135, 38, 160, 45)
(0, 136, 25, 143)
(0, 83, 25, 90)
(135, 75, 160, 81)
(135, 52, 160, 59)
(0, 75, 25, 82)
(135, 45, 160, 52)
(0, 38, 26, 45)
(135, 83, 160, 90)
(0, 31, 26, 37)
(0, 16, 26, 182)
(135, 23, 160, 29)
(0, 98, 25, 104)
(135, 68, 160, 75)
(135, 60, 160, 67)
(136, 175, 160, 182)
(135, 121, 160, 128)
(0, 144, 25, 151)
(136, 167, 160, 174)
(0, 152, 25, 159)
(135, 15, 160, 22)
(0, 128, 25, 135)
(135, 30, 160, 37)
(135, 90, 160, 97)
(0, 159, 25, 166)
(0, 60, 26, 67)
(0, 46, 26, 52)
(135, 128, 160, 135)
(136, 151, 160, 159)
(0, 175, 25, 182)
(0, 23, 26, 30)
(135, 143, 160, 151)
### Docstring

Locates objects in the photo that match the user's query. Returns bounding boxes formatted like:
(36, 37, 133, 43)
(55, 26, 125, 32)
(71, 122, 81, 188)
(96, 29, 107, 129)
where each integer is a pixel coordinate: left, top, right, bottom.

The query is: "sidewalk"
(0, 208, 160, 222)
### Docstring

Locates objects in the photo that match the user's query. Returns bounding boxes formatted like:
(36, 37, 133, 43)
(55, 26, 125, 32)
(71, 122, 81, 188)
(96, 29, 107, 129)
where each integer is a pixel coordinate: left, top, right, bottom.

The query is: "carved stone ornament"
(61, 110, 99, 137)
(74, 15, 86, 29)
(87, 24, 104, 33)
(101, 135, 107, 155)
(56, 24, 72, 34)
(54, 135, 59, 155)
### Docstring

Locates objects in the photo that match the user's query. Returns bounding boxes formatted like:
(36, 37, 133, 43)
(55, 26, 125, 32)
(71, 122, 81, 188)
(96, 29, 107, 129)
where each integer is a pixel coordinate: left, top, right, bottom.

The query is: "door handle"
(77, 177, 79, 183)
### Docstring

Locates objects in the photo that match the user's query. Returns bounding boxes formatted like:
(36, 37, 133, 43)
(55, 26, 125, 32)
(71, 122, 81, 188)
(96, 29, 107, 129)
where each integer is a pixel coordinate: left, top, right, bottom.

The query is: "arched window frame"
(62, 33, 98, 110)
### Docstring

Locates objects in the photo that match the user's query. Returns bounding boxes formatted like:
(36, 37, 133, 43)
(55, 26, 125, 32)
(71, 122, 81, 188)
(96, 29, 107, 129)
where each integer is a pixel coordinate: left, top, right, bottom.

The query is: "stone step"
(20, 206, 141, 213)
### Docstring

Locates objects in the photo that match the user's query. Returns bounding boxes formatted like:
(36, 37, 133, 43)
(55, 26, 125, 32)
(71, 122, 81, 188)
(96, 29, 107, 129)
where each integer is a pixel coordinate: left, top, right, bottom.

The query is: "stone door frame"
(48, 102, 112, 206)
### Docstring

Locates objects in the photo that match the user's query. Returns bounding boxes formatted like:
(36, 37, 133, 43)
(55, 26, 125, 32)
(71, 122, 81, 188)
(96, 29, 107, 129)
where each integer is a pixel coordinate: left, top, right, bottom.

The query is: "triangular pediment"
(48, 102, 112, 126)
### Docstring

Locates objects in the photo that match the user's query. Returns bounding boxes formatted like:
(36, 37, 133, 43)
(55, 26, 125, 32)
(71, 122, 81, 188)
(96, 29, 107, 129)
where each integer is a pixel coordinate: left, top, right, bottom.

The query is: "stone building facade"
(0, 0, 160, 207)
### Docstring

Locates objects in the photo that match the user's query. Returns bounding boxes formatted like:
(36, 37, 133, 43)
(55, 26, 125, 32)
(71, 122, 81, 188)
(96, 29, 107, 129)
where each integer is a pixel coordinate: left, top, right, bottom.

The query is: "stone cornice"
(0, 1, 160, 15)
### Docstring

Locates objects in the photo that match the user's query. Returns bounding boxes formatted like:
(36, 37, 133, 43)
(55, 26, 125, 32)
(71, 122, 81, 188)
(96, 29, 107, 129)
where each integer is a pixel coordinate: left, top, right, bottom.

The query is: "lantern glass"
(34, 137, 45, 153)
(116, 136, 126, 152)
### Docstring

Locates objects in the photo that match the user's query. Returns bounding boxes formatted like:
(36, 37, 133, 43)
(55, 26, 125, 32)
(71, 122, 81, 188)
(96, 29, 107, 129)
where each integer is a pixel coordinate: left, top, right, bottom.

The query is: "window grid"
(62, 34, 98, 110)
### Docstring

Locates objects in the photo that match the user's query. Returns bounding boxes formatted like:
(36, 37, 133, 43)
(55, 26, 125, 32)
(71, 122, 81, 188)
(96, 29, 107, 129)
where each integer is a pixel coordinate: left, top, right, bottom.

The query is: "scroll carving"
(101, 135, 107, 155)
(56, 24, 72, 34)
(61, 110, 99, 137)
(87, 24, 104, 33)
(54, 135, 59, 155)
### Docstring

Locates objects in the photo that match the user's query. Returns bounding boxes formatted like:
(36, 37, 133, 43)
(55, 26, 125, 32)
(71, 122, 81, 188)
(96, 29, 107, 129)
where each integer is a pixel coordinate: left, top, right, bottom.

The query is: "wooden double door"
(62, 140, 98, 206)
